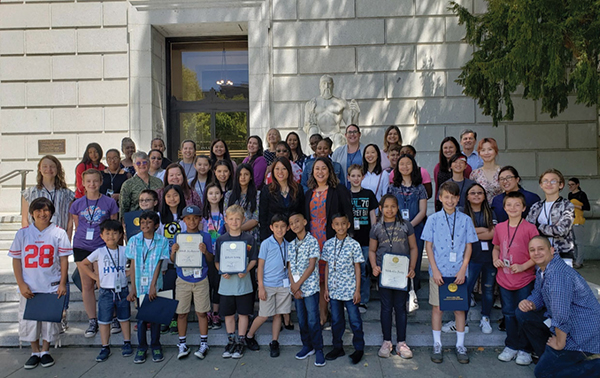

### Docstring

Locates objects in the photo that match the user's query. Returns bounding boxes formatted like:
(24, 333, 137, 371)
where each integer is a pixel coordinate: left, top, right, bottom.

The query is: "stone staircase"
(0, 215, 508, 348)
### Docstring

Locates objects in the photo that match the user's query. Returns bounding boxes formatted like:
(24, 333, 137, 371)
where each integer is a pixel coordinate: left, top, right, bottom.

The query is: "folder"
(438, 277, 469, 312)
(23, 293, 66, 323)
(124, 210, 143, 239)
(136, 296, 179, 325)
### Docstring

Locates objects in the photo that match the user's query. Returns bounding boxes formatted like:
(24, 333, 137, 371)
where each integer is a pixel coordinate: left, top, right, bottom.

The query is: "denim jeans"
(295, 292, 323, 351)
(330, 299, 364, 351)
(379, 287, 408, 343)
(412, 223, 424, 291)
(534, 345, 600, 378)
(360, 246, 371, 303)
(499, 281, 535, 350)
(137, 320, 161, 350)
(466, 261, 496, 318)
(515, 308, 552, 357)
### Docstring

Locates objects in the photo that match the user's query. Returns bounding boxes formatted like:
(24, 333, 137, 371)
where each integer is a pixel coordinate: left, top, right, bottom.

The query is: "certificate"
(219, 241, 247, 274)
(380, 254, 409, 290)
(175, 234, 203, 268)
(439, 278, 468, 311)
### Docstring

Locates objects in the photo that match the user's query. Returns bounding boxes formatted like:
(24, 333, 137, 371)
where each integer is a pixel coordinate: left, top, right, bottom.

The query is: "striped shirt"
(22, 186, 75, 231)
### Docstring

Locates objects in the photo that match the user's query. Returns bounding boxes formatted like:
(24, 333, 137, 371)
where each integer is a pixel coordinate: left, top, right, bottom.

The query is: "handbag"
(407, 278, 419, 313)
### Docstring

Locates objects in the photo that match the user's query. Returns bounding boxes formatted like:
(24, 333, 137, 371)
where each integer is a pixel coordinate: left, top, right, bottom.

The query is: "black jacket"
(305, 184, 354, 240)
(260, 186, 305, 241)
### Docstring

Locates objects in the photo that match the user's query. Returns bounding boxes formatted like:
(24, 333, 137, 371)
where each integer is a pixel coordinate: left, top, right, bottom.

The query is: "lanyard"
(506, 218, 523, 254)
(106, 246, 120, 269)
(107, 170, 118, 190)
(347, 148, 360, 166)
(383, 221, 397, 250)
(542, 201, 555, 225)
(400, 184, 410, 210)
(210, 213, 223, 232)
(444, 210, 457, 250)
(85, 196, 100, 226)
(196, 181, 205, 199)
(142, 238, 155, 266)
(294, 236, 306, 269)
(277, 240, 288, 269)
(43, 186, 56, 203)
(332, 236, 346, 272)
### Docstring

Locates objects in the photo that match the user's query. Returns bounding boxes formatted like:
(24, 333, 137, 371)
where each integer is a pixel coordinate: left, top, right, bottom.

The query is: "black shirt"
(351, 188, 378, 246)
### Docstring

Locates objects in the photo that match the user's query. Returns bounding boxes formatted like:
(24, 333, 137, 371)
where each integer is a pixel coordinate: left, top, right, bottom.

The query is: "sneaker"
(498, 317, 506, 332)
(222, 340, 235, 358)
(195, 344, 209, 359)
(245, 336, 260, 351)
(24, 355, 40, 369)
(314, 350, 326, 367)
(480, 316, 493, 334)
(177, 344, 190, 359)
(441, 320, 469, 333)
(40, 354, 55, 368)
(212, 314, 222, 330)
(122, 343, 133, 357)
(397, 342, 413, 359)
(456, 346, 469, 364)
(350, 350, 364, 364)
(152, 348, 164, 362)
(470, 294, 476, 307)
(96, 347, 111, 362)
(160, 323, 169, 334)
(283, 321, 294, 331)
(325, 348, 345, 360)
(295, 346, 315, 360)
(60, 314, 68, 334)
(516, 351, 532, 366)
(358, 303, 368, 314)
(169, 320, 178, 334)
(134, 350, 147, 364)
(111, 318, 122, 334)
(85, 319, 98, 338)
(207, 312, 214, 329)
(431, 342, 443, 363)
(574, 263, 583, 269)
(493, 297, 502, 309)
(378, 340, 393, 358)
(232, 342, 245, 359)
(269, 340, 280, 358)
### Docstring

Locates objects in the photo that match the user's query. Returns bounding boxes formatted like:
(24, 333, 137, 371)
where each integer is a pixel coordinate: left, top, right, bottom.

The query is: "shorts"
(175, 277, 211, 314)
(220, 293, 254, 317)
(97, 287, 131, 324)
(18, 296, 60, 343)
(73, 247, 92, 263)
(258, 286, 292, 317)
(429, 276, 440, 307)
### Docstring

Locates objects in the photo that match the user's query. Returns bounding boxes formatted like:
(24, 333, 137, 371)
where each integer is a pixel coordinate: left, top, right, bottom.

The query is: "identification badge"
(503, 259, 511, 268)
(292, 274, 301, 283)
(114, 276, 122, 293)
(354, 218, 360, 230)
(86, 228, 94, 240)
(282, 278, 290, 288)
(141, 276, 149, 287)
(106, 189, 114, 196)
(543, 318, 552, 328)
(193, 269, 202, 278)
(182, 268, 193, 276)
(449, 252, 457, 263)
(481, 241, 489, 251)
(401, 209, 410, 221)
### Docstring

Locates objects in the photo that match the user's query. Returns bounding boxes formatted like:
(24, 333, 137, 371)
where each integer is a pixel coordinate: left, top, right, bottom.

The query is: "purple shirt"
(243, 155, 267, 189)
(70, 195, 118, 251)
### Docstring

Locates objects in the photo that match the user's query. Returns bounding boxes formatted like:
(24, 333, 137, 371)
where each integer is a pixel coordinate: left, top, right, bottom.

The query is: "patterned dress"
(470, 166, 502, 203)
(309, 189, 328, 283)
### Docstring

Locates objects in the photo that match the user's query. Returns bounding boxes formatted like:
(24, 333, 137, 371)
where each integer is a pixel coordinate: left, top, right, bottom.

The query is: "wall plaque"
(38, 139, 66, 155)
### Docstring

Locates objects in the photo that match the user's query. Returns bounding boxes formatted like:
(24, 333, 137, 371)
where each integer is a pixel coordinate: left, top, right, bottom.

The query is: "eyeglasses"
(542, 180, 559, 185)
(499, 176, 516, 182)
(469, 191, 485, 196)
(135, 161, 148, 166)
(150, 156, 162, 160)
(106, 156, 120, 161)
(346, 130, 360, 135)
(139, 198, 154, 203)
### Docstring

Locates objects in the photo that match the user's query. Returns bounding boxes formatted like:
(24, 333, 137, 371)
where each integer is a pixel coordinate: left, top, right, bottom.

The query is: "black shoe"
(160, 323, 169, 334)
(283, 320, 294, 331)
(498, 317, 506, 332)
(269, 341, 280, 358)
(245, 336, 260, 351)
(349, 350, 364, 365)
(325, 348, 345, 361)
(40, 354, 55, 368)
(24, 355, 40, 369)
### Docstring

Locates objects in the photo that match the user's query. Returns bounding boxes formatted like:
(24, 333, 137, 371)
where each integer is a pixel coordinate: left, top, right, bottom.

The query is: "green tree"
(450, 0, 600, 126)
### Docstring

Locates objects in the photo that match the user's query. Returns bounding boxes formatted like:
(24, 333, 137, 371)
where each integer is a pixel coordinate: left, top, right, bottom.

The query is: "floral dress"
(310, 189, 328, 283)
(470, 166, 502, 203)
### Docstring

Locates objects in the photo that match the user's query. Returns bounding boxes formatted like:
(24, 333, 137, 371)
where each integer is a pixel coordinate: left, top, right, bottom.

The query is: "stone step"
(0, 214, 21, 224)
(0, 241, 12, 250)
(0, 230, 18, 241)
(0, 321, 507, 348)
(0, 223, 21, 232)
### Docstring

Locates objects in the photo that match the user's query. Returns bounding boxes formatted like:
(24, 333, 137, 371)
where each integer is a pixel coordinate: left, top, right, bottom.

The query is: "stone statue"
(303, 75, 360, 149)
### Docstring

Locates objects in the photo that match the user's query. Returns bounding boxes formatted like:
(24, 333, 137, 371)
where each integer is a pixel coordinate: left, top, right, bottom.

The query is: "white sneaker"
(441, 320, 469, 334)
(479, 316, 493, 334)
(470, 294, 476, 307)
(516, 351, 532, 366)
(177, 344, 190, 359)
(498, 347, 518, 362)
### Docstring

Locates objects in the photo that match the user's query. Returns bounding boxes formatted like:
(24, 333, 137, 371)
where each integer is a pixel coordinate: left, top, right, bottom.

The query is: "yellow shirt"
(570, 199, 585, 225)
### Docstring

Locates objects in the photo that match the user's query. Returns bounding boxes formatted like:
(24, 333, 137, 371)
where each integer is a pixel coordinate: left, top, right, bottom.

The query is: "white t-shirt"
(8, 224, 72, 293)
(87, 246, 128, 289)
(537, 201, 555, 246)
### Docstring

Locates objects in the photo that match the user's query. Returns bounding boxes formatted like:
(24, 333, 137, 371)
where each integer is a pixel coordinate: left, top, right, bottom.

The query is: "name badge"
(503, 259, 511, 268)
(292, 274, 301, 283)
(86, 228, 94, 240)
(401, 209, 410, 221)
(114, 275, 122, 293)
(141, 276, 149, 287)
(282, 278, 290, 288)
(193, 269, 202, 278)
(481, 241, 489, 251)
(449, 252, 457, 263)
(543, 318, 552, 328)
(106, 189, 114, 196)
(354, 218, 360, 230)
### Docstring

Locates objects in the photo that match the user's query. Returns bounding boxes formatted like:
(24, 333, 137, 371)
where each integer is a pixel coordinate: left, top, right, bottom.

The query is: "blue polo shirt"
(258, 235, 289, 287)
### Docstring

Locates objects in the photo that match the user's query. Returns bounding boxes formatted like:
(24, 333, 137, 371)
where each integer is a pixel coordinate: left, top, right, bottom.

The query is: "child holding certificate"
(215, 205, 258, 359)
(170, 205, 214, 360)
(10, 198, 71, 369)
(125, 210, 170, 364)
(369, 194, 418, 359)
(421, 181, 478, 364)
(321, 213, 365, 365)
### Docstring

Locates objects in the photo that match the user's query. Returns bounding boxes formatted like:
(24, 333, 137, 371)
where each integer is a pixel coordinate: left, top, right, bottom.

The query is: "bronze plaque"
(38, 139, 66, 155)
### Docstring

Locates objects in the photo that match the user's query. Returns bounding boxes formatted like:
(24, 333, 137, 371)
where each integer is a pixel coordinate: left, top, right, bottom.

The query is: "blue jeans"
(535, 345, 600, 378)
(466, 261, 496, 318)
(499, 281, 535, 350)
(379, 287, 408, 343)
(360, 246, 370, 303)
(137, 320, 161, 351)
(330, 299, 364, 351)
(413, 223, 424, 291)
(295, 292, 323, 351)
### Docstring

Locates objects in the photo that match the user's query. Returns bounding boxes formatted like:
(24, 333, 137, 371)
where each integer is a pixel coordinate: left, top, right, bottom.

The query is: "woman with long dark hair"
(361, 143, 389, 201)
(210, 138, 237, 172)
(286, 131, 307, 169)
(224, 164, 260, 243)
(242, 135, 267, 189)
(156, 163, 202, 209)
(75, 142, 105, 198)
(381, 125, 402, 170)
(433, 137, 472, 211)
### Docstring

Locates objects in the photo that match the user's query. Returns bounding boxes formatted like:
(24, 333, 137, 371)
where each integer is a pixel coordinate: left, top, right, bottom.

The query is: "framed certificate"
(439, 278, 469, 311)
(219, 241, 247, 274)
(175, 234, 203, 268)
(380, 254, 409, 290)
